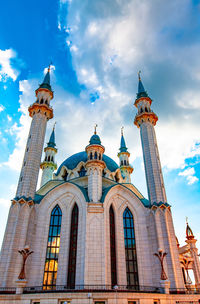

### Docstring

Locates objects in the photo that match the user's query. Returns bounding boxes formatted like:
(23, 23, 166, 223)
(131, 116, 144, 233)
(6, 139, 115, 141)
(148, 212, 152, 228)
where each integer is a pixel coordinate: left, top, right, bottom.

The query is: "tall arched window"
(123, 207, 139, 287)
(109, 205, 117, 286)
(43, 205, 62, 290)
(67, 204, 79, 289)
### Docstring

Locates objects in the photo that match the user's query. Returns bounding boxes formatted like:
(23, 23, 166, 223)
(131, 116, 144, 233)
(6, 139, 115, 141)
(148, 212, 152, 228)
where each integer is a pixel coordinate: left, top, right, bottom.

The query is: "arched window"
(67, 204, 79, 289)
(123, 207, 139, 288)
(79, 166, 86, 177)
(43, 205, 62, 290)
(124, 160, 127, 165)
(90, 152, 93, 160)
(94, 152, 97, 159)
(48, 156, 50, 162)
(99, 154, 101, 160)
(109, 205, 117, 286)
(40, 98, 44, 104)
(51, 156, 54, 162)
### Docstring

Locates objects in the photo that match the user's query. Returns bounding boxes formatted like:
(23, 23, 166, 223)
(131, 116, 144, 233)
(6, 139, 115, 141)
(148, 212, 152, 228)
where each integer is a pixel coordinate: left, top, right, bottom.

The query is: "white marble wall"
(140, 122, 167, 204)
(16, 112, 47, 199)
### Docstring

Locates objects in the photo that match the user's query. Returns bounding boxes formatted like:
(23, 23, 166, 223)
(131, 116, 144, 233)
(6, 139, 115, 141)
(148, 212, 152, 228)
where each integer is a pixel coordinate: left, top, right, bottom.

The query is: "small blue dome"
(89, 134, 101, 145)
(56, 151, 119, 175)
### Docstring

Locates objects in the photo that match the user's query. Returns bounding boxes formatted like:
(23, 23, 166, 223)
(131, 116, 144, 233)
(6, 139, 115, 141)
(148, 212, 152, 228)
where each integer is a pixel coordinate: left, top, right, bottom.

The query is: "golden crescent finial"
(121, 126, 124, 136)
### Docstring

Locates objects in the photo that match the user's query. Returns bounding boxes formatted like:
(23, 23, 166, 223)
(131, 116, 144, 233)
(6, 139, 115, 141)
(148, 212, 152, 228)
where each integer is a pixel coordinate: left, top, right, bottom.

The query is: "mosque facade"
(0, 69, 200, 303)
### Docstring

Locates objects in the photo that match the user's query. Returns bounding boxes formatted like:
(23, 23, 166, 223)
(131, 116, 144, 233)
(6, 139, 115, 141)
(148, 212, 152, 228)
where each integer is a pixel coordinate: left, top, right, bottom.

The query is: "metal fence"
(23, 285, 163, 294)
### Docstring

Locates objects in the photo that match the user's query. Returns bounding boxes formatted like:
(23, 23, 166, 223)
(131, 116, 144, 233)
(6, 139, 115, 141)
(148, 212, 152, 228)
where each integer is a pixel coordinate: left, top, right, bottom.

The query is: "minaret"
(117, 127, 133, 183)
(40, 125, 57, 187)
(85, 125, 105, 202)
(15, 66, 54, 200)
(185, 219, 200, 287)
(134, 72, 167, 204)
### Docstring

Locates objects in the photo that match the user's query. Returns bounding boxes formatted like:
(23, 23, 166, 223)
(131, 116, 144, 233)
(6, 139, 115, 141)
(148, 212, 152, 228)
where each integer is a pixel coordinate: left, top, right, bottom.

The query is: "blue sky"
(0, 0, 200, 253)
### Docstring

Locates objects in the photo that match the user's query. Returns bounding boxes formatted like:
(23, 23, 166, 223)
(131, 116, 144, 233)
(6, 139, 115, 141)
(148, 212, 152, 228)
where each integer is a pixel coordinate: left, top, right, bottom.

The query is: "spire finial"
(94, 124, 98, 135)
(138, 70, 141, 81)
(53, 121, 56, 131)
(48, 61, 53, 73)
(121, 126, 124, 136)
(186, 216, 188, 225)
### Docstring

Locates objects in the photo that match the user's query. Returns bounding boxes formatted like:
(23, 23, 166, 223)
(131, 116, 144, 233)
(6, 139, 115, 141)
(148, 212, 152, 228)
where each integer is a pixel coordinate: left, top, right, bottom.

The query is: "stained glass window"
(43, 205, 62, 290)
(67, 204, 79, 289)
(109, 205, 117, 286)
(123, 207, 139, 287)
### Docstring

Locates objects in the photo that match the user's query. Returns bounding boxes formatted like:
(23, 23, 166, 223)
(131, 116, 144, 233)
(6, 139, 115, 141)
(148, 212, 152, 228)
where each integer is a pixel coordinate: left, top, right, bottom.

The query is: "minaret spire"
(134, 73, 166, 204)
(40, 124, 57, 187)
(118, 128, 133, 183)
(137, 71, 148, 99)
(15, 66, 54, 201)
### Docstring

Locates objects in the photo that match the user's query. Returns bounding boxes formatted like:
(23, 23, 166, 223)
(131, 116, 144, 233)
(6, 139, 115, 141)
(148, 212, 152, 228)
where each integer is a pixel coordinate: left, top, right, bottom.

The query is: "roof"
(137, 77, 149, 99)
(56, 151, 119, 175)
(38, 69, 52, 92)
(47, 128, 56, 148)
(120, 134, 128, 153)
(89, 134, 101, 145)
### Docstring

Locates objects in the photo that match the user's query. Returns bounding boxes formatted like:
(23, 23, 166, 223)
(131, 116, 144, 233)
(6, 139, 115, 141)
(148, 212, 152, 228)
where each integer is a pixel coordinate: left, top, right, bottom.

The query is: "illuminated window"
(67, 204, 79, 289)
(109, 205, 117, 286)
(43, 205, 62, 290)
(123, 207, 139, 287)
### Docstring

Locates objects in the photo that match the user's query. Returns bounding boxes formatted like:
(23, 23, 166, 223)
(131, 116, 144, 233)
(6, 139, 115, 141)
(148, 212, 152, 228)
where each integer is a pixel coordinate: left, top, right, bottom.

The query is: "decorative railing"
(0, 287, 16, 294)
(0, 285, 200, 295)
(23, 285, 162, 294)
(170, 288, 200, 294)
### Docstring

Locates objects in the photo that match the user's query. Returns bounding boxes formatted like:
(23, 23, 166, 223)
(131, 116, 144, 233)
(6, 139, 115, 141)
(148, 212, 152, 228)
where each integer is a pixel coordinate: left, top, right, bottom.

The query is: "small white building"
(0, 70, 200, 304)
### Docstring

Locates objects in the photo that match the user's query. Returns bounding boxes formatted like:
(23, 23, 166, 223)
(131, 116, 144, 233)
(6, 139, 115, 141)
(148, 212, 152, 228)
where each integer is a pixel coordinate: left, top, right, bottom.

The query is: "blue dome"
(89, 134, 101, 145)
(56, 151, 119, 175)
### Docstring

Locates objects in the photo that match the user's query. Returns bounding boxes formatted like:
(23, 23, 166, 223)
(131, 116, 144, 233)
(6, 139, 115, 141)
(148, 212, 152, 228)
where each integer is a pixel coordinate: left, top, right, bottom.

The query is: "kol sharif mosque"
(0, 68, 200, 303)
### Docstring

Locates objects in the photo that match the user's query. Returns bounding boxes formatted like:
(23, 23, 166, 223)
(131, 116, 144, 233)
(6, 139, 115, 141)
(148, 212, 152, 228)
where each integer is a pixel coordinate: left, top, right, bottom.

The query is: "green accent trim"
(100, 182, 151, 208)
(34, 180, 89, 204)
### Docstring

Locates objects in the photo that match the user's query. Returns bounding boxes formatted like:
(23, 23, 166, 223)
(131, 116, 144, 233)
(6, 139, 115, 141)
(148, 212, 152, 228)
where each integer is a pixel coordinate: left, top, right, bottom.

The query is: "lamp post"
(113, 285, 118, 304)
(88, 292, 92, 304)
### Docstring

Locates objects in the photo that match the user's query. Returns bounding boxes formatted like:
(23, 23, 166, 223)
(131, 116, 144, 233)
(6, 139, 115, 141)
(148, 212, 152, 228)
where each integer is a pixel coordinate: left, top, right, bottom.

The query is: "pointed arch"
(67, 203, 79, 288)
(109, 205, 117, 286)
(123, 207, 139, 287)
(43, 205, 62, 290)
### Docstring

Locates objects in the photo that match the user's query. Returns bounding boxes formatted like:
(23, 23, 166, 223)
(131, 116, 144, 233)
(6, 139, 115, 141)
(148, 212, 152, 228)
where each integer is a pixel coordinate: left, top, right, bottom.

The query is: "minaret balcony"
(28, 102, 53, 120)
(134, 111, 158, 127)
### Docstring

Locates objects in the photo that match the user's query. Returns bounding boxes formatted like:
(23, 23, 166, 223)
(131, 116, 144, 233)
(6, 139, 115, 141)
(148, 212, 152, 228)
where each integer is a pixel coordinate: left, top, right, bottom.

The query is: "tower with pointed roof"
(15, 66, 54, 201)
(134, 72, 167, 204)
(85, 126, 106, 202)
(185, 220, 200, 287)
(40, 125, 57, 187)
(118, 128, 133, 183)
(0, 67, 54, 288)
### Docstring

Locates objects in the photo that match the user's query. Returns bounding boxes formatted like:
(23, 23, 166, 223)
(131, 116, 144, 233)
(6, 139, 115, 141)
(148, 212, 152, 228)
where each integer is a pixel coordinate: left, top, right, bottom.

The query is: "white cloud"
(3, 79, 34, 171)
(7, 115, 12, 122)
(0, 198, 11, 207)
(56, 0, 200, 174)
(0, 105, 5, 112)
(179, 167, 199, 185)
(0, 49, 20, 81)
